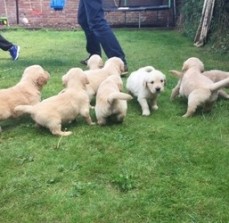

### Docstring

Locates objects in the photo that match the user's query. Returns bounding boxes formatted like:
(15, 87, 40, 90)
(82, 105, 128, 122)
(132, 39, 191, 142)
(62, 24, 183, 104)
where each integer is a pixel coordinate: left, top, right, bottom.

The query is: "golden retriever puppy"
(171, 57, 229, 117)
(203, 70, 229, 98)
(170, 69, 229, 100)
(126, 66, 166, 116)
(84, 57, 125, 100)
(203, 70, 229, 84)
(0, 65, 50, 131)
(15, 68, 94, 136)
(95, 75, 133, 125)
(87, 54, 103, 70)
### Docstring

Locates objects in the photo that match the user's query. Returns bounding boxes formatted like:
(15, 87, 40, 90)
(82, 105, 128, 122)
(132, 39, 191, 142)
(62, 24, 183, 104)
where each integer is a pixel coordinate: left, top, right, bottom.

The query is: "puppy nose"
(156, 87, 161, 92)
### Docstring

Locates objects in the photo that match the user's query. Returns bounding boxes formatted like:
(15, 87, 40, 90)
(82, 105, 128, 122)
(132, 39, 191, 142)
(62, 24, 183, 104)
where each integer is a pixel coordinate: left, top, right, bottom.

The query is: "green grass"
(0, 28, 229, 223)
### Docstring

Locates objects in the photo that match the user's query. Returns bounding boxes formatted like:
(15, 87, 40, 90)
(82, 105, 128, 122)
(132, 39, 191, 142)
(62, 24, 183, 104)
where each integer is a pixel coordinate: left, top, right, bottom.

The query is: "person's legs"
(78, 0, 101, 57)
(79, 0, 127, 65)
(0, 34, 13, 51)
(0, 34, 20, 60)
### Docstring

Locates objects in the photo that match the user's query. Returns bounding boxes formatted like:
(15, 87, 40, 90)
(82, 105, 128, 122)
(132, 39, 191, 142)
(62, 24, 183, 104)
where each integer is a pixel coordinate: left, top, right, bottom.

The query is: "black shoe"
(122, 64, 128, 75)
(80, 55, 91, 65)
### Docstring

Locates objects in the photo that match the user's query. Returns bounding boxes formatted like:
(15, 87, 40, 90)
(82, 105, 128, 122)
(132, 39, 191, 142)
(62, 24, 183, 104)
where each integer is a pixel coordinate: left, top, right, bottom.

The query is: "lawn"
(0, 28, 229, 223)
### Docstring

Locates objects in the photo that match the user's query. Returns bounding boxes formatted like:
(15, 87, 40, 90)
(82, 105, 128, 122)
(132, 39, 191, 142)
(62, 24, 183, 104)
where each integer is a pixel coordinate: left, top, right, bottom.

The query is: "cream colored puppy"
(95, 75, 133, 125)
(203, 70, 229, 84)
(0, 65, 50, 132)
(87, 54, 103, 70)
(171, 57, 229, 117)
(204, 70, 229, 98)
(126, 66, 166, 116)
(170, 68, 229, 100)
(84, 57, 125, 100)
(15, 68, 94, 136)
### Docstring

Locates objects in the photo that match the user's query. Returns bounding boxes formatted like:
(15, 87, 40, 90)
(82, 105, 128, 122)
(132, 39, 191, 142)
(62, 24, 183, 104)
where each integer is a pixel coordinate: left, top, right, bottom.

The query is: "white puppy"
(87, 54, 103, 70)
(126, 66, 166, 116)
(171, 57, 229, 117)
(15, 68, 94, 136)
(0, 65, 50, 131)
(95, 75, 133, 125)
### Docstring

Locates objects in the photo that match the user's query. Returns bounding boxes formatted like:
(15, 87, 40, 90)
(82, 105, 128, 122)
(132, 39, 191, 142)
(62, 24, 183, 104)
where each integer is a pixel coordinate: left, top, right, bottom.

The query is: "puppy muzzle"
(155, 87, 161, 93)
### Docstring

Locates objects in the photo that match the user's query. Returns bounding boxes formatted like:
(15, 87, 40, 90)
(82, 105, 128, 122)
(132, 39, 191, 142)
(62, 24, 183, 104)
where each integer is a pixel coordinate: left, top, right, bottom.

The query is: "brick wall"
(0, 0, 180, 28)
(0, 0, 79, 28)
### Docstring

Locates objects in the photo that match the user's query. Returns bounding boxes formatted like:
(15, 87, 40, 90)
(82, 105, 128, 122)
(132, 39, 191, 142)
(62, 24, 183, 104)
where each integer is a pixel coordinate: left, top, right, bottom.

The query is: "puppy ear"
(199, 63, 204, 72)
(118, 80, 123, 90)
(143, 80, 148, 88)
(119, 61, 125, 73)
(99, 59, 104, 68)
(36, 76, 48, 87)
(83, 75, 89, 85)
(182, 63, 188, 72)
(62, 75, 68, 86)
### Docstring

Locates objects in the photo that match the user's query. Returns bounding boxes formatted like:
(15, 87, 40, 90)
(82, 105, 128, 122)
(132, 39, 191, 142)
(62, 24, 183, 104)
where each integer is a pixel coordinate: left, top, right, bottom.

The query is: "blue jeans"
(78, 0, 127, 64)
(0, 34, 13, 51)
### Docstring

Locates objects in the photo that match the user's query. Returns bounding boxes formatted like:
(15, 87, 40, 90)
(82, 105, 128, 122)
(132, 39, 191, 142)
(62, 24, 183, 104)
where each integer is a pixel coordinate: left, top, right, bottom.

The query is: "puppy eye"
(160, 80, 164, 83)
(150, 81, 154, 84)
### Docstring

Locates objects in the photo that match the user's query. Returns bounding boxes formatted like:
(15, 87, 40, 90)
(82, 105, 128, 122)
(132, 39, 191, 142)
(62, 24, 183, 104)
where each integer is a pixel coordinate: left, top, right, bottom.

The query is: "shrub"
(180, 0, 229, 53)
(210, 0, 229, 53)
(180, 0, 204, 39)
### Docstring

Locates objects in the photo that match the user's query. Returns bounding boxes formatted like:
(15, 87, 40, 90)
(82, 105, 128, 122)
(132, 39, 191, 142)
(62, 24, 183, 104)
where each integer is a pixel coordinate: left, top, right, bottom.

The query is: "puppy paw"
(57, 131, 72, 136)
(63, 131, 72, 136)
(142, 110, 150, 116)
(152, 105, 158, 110)
(97, 119, 106, 125)
(182, 113, 191, 118)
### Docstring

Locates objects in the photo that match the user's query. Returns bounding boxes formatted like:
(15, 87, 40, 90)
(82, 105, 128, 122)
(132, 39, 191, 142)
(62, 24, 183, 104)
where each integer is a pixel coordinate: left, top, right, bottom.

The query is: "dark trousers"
(0, 34, 13, 51)
(78, 0, 126, 64)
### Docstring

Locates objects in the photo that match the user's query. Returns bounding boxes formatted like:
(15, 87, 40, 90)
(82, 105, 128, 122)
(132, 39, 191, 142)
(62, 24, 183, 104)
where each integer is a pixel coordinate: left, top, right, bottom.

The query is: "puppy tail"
(170, 70, 183, 78)
(14, 105, 34, 115)
(210, 77, 229, 92)
(107, 92, 133, 104)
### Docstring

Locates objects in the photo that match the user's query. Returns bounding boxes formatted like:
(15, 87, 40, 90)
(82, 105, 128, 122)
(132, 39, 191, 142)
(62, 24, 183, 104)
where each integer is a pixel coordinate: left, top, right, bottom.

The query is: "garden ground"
(0, 28, 228, 223)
